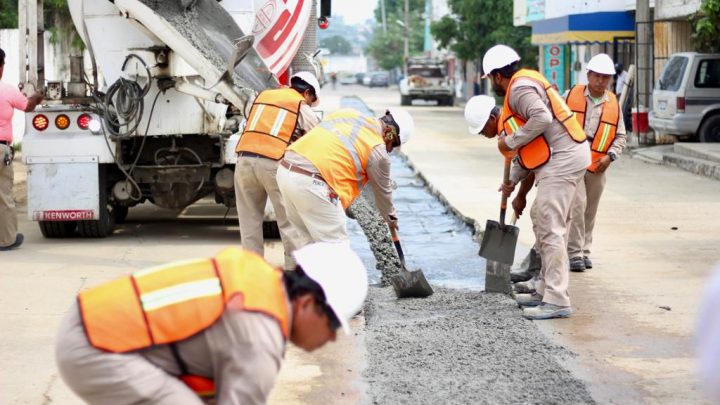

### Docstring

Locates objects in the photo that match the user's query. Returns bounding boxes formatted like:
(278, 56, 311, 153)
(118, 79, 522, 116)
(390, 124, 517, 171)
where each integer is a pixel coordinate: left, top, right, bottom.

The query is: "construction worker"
(565, 53, 627, 272)
(55, 241, 368, 404)
(234, 71, 320, 270)
(276, 107, 413, 247)
(0, 47, 43, 251)
(479, 44, 590, 320)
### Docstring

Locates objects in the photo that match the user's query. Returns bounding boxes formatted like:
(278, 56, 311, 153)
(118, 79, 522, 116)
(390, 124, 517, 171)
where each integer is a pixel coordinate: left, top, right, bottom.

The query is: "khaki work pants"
(55, 307, 203, 405)
(532, 168, 586, 307)
(0, 144, 17, 247)
(234, 155, 298, 270)
(276, 164, 347, 248)
(567, 170, 607, 259)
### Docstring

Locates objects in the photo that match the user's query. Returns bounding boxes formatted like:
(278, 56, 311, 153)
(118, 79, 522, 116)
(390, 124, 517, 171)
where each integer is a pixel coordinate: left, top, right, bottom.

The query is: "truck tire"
(446, 96, 455, 107)
(78, 204, 115, 238)
(113, 205, 129, 224)
(263, 221, 281, 239)
(401, 95, 411, 106)
(699, 114, 720, 142)
(39, 221, 77, 238)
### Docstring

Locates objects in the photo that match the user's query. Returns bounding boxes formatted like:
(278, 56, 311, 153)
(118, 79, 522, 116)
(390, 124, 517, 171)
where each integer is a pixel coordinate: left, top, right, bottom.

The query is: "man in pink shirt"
(0, 47, 43, 250)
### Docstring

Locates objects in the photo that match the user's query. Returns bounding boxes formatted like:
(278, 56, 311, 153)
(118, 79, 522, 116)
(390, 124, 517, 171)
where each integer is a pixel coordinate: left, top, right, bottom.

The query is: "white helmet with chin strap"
(385, 107, 414, 145)
(482, 45, 521, 78)
(586, 53, 616, 75)
(292, 241, 368, 335)
(291, 71, 321, 107)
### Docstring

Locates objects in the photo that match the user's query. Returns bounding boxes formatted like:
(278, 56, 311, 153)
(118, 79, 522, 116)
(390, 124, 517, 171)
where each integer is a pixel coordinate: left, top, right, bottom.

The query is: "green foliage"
(430, 0, 537, 68)
(0, 0, 18, 28)
(691, 0, 720, 53)
(367, 0, 426, 70)
(320, 35, 353, 55)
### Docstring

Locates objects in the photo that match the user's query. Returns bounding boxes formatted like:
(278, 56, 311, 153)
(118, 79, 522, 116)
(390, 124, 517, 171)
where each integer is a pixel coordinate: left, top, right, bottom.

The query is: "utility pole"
(403, 0, 409, 77)
(380, 0, 387, 33)
(636, 0, 652, 144)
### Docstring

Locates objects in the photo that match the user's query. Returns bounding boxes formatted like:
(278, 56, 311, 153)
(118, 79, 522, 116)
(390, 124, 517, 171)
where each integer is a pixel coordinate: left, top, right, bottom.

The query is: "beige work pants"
(276, 164, 347, 248)
(533, 168, 585, 307)
(234, 155, 298, 270)
(567, 170, 607, 259)
(55, 307, 203, 405)
(0, 144, 17, 247)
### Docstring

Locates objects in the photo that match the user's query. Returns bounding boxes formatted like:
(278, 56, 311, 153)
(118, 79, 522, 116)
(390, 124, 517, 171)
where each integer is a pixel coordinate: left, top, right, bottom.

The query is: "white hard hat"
(291, 71, 321, 107)
(292, 241, 368, 335)
(586, 53, 615, 75)
(464, 95, 496, 134)
(482, 45, 520, 78)
(386, 107, 414, 144)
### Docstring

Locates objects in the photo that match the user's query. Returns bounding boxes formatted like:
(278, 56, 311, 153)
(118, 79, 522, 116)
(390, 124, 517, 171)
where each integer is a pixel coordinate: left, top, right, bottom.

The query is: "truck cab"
(399, 57, 454, 106)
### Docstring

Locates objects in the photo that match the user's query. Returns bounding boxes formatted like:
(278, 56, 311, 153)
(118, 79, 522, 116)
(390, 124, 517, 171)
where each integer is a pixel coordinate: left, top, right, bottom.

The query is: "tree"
(0, 0, 18, 28)
(367, 0, 426, 71)
(430, 0, 537, 70)
(320, 35, 353, 55)
(691, 0, 720, 53)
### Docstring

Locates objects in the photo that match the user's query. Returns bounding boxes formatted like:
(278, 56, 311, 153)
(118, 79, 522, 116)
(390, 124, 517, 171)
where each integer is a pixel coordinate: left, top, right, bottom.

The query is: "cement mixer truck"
(18, 0, 328, 237)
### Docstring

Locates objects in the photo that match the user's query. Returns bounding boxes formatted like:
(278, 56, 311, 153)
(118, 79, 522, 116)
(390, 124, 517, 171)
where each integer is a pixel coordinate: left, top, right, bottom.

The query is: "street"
(2, 84, 718, 404)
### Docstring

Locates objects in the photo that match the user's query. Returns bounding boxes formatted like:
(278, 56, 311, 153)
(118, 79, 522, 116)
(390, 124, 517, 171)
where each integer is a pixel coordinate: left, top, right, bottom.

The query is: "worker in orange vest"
(234, 71, 321, 270)
(55, 242, 368, 404)
(565, 53, 627, 272)
(276, 107, 413, 247)
(474, 45, 591, 320)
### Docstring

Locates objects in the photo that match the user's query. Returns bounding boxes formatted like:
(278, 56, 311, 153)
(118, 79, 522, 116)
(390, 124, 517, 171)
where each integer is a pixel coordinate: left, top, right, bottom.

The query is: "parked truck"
(19, 0, 326, 238)
(399, 57, 454, 106)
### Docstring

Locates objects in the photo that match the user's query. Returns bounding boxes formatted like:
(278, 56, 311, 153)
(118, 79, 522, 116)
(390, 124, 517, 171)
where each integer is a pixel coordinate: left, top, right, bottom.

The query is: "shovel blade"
(478, 219, 519, 265)
(390, 269, 434, 299)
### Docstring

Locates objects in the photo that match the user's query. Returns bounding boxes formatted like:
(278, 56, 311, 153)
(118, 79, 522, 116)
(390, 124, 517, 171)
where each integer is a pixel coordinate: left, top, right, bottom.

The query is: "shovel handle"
(389, 227, 406, 265)
(500, 158, 511, 227)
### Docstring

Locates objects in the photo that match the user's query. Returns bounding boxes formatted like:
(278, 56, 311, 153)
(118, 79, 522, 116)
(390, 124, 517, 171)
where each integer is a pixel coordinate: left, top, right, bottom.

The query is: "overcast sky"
(332, 1, 378, 24)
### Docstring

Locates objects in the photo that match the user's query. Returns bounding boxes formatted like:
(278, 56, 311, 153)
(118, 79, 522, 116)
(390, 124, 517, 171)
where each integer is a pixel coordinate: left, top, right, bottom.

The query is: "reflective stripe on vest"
(288, 108, 383, 208)
(566, 85, 620, 172)
(78, 248, 290, 354)
(500, 69, 587, 170)
(236, 88, 305, 160)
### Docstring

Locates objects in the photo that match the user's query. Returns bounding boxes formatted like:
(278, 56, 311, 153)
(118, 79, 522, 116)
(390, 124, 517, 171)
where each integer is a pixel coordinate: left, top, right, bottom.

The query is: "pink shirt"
(0, 82, 29, 142)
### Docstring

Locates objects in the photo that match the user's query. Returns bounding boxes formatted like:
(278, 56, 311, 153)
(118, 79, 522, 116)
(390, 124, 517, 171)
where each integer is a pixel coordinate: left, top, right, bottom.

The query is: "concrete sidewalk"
(352, 87, 717, 403)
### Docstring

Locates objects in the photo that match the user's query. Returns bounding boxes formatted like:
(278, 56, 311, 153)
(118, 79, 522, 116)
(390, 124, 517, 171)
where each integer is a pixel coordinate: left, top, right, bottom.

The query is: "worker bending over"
(479, 45, 590, 320)
(276, 107, 413, 246)
(565, 53, 627, 272)
(55, 242, 368, 404)
(234, 71, 321, 270)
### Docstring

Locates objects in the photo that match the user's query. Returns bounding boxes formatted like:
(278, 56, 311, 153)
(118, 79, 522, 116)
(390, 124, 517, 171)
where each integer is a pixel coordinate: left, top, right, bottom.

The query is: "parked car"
(649, 52, 720, 142)
(369, 71, 389, 88)
(355, 72, 366, 85)
(339, 73, 356, 85)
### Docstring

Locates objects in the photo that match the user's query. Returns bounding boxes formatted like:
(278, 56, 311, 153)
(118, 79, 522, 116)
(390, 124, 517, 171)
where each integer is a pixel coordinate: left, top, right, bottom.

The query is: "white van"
(649, 52, 720, 142)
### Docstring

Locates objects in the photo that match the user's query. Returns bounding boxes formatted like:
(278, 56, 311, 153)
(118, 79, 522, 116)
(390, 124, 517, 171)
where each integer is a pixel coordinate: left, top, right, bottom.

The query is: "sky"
(331, 0, 378, 25)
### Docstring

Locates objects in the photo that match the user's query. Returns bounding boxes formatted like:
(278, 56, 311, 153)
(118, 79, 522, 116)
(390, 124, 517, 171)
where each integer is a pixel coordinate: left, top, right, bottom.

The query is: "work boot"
(513, 279, 536, 294)
(515, 292, 543, 307)
(569, 256, 586, 272)
(0, 233, 24, 251)
(522, 303, 573, 320)
(583, 256, 593, 269)
(511, 248, 542, 282)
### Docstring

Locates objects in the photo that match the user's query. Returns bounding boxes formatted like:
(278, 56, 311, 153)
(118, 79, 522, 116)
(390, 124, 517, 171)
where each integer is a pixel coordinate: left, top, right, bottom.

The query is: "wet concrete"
(342, 96, 595, 403)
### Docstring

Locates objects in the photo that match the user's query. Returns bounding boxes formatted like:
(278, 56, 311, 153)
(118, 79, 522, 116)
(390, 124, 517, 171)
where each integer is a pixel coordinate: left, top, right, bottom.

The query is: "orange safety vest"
(499, 69, 587, 170)
(288, 108, 384, 209)
(78, 248, 290, 397)
(566, 85, 620, 173)
(236, 88, 305, 160)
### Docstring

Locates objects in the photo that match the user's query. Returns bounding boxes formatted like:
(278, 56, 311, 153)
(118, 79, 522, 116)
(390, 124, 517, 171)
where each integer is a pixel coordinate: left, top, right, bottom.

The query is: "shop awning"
(531, 11, 635, 45)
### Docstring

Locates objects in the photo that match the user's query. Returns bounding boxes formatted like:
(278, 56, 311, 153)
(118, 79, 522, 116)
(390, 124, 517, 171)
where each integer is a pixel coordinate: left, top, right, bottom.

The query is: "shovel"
(478, 158, 520, 266)
(389, 227, 434, 298)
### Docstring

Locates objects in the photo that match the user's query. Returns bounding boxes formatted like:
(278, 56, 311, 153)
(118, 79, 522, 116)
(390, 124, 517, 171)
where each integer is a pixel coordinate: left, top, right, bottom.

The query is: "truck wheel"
(263, 221, 281, 239)
(401, 95, 411, 106)
(113, 205, 129, 224)
(699, 114, 720, 142)
(446, 96, 455, 107)
(78, 204, 115, 238)
(39, 221, 77, 238)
